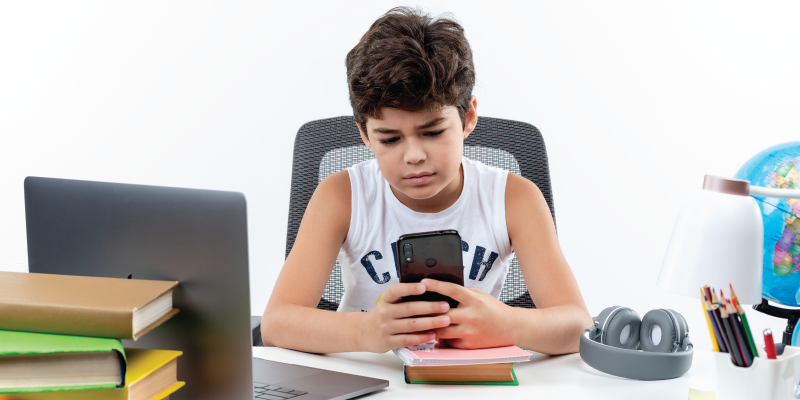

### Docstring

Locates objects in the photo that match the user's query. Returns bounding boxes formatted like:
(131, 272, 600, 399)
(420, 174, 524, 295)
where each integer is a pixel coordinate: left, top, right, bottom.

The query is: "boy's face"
(358, 96, 478, 202)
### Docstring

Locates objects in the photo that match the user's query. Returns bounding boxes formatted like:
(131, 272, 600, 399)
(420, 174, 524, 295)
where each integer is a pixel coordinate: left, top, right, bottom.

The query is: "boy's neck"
(389, 165, 464, 213)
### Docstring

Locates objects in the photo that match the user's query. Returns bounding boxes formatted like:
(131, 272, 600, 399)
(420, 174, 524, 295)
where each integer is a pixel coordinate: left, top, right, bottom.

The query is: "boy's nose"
(404, 140, 426, 164)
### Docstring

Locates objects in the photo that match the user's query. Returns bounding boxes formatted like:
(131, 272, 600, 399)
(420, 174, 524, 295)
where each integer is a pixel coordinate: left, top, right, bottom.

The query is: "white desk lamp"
(658, 175, 800, 305)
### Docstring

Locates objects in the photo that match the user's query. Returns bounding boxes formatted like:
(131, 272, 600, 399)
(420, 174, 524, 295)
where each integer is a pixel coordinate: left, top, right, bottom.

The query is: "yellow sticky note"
(688, 388, 715, 400)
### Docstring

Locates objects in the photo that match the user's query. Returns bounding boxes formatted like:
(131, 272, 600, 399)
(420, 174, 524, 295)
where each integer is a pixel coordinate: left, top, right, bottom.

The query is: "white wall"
(1, 1, 799, 351)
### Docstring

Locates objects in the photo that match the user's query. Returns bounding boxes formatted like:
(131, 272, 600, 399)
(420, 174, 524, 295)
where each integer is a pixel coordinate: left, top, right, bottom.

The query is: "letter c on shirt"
(361, 251, 391, 284)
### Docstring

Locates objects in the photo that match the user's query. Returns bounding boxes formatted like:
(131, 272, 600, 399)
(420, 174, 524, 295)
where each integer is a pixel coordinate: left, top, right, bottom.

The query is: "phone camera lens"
(403, 243, 413, 263)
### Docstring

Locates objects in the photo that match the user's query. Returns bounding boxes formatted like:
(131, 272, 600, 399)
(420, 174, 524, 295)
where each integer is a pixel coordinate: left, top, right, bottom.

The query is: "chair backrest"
(286, 116, 555, 311)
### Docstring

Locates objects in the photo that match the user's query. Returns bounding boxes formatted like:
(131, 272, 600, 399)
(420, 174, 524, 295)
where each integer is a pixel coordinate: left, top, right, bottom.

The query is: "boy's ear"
(462, 95, 478, 139)
(357, 122, 373, 151)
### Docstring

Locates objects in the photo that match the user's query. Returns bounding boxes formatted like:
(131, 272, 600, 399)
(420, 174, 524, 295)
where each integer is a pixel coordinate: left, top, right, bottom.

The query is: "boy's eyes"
(424, 129, 445, 138)
(377, 130, 444, 145)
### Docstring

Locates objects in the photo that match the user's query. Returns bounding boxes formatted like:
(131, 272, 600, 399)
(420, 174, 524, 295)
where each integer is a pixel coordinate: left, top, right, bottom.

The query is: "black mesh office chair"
(285, 116, 555, 312)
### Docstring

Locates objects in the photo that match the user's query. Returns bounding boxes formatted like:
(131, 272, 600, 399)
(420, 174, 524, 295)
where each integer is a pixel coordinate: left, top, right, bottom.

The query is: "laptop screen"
(25, 176, 255, 400)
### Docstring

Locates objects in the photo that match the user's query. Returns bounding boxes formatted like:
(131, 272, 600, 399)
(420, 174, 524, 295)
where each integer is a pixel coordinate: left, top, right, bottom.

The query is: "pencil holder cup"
(713, 345, 800, 400)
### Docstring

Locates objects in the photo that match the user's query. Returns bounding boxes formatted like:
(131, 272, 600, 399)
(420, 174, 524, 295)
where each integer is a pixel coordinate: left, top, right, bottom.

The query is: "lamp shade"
(657, 188, 763, 304)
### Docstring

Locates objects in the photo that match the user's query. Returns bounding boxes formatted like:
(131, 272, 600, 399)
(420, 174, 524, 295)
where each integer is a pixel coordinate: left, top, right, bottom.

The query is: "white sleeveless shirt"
(337, 157, 513, 312)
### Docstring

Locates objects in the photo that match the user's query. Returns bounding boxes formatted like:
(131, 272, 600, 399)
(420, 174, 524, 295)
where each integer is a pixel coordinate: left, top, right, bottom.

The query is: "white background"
(1, 1, 799, 352)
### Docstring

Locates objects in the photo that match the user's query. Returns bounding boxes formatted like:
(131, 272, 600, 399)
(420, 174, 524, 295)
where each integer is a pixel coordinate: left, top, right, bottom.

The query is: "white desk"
(253, 346, 716, 399)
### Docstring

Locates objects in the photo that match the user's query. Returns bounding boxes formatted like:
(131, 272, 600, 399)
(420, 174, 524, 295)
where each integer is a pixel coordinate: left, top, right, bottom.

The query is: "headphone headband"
(579, 306, 694, 380)
(579, 329, 694, 380)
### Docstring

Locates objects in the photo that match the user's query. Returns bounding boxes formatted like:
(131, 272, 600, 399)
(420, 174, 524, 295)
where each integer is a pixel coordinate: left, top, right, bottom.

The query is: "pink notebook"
(394, 341, 532, 366)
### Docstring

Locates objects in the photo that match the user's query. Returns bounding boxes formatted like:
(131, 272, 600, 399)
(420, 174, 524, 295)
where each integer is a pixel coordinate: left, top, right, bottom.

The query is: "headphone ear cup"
(668, 309, 689, 349)
(640, 309, 681, 353)
(596, 307, 641, 350)
(675, 310, 689, 337)
(592, 306, 621, 341)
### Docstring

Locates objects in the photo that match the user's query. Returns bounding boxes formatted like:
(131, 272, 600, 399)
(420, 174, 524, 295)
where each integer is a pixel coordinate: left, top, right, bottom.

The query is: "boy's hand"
(359, 282, 452, 353)
(423, 279, 518, 349)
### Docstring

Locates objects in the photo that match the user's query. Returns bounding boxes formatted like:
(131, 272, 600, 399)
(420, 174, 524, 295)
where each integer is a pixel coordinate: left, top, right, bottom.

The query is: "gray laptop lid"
(253, 359, 388, 400)
(24, 176, 254, 400)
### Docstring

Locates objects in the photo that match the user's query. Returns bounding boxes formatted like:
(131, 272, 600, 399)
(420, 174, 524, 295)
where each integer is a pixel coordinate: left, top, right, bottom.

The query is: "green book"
(403, 363, 519, 386)
(0, 330, 126, 394)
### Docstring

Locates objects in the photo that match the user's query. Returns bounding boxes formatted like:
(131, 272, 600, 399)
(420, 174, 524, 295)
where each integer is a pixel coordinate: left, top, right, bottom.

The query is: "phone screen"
(397, 230, 464, 308)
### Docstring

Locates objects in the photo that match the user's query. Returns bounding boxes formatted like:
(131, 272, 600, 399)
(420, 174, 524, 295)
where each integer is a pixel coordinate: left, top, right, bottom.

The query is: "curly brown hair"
(346, 7, 475, 130)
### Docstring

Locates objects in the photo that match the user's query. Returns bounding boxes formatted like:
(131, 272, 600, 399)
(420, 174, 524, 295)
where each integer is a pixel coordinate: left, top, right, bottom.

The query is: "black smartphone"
(397, 230, 464, 309)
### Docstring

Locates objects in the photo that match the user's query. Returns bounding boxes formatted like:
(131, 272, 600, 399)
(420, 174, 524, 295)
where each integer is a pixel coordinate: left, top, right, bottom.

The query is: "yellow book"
(3, 348, 184, 400)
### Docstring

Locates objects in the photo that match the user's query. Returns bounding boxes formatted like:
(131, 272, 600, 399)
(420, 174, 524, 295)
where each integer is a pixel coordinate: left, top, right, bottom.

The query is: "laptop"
(24, 176, 388, 400)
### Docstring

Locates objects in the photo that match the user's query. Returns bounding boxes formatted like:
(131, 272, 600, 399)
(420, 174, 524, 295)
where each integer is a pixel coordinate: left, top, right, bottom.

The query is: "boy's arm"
(430, 173, 591, 354)
(504, 172, 592, 353)
(261, 170, 450, 353)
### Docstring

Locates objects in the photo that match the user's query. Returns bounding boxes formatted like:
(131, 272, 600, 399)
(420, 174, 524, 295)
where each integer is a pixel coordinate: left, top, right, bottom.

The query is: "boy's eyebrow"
(415, 117, 446, 130)
(371, 117, 447, 134)
(372, 127, 400, 134)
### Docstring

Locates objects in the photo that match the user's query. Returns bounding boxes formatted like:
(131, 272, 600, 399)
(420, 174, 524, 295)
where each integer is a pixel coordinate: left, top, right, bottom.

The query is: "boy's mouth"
(404, 172, 434, 185)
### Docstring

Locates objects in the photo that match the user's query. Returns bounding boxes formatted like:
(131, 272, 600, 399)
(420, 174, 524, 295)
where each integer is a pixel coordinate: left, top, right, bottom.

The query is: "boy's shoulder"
(505, 172, 542, 202)
(315, 170, 352, 214)
(504, 172, 550, 234)
(318, 169, 351, 196)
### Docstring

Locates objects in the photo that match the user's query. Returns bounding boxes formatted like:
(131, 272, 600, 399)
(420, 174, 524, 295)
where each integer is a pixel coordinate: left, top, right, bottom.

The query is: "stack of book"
(0, 271, 183, 400)
(394, 341, 531, 385)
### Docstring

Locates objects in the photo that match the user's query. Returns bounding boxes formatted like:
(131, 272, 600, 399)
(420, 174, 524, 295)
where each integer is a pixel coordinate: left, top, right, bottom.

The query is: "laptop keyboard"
(254, 382, 308, 399)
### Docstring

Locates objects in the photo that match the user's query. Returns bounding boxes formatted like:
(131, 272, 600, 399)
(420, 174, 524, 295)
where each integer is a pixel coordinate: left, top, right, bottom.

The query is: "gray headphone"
(579, 306, 693, 380)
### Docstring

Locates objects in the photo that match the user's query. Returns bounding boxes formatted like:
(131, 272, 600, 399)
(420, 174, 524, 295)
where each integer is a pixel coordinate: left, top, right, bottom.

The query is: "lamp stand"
(752, 299, 800, 345)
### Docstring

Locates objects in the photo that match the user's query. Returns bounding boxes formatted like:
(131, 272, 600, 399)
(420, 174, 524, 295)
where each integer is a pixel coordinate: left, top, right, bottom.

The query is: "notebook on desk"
(24, 176, 388, 400)
(394, 341, 532, 366)
(393, 340, 530, 385)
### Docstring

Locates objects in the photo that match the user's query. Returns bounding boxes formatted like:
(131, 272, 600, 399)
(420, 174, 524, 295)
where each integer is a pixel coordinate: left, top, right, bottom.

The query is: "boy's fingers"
(381, 283, 426, 304)
(421, 279, 470, 303)
(394, 315, 450, 334)
(432, 325, 463, 339)
(391, 332, 436, 349)
(440, 306, 467, 325)
(391, 301, 449, 319)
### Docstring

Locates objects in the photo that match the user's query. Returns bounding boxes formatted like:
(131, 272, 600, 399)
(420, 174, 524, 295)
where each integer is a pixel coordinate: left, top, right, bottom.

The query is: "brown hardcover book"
(0, 272, 178, 340)
(404, 363, 515, 383)
(4, 348, 184, 400)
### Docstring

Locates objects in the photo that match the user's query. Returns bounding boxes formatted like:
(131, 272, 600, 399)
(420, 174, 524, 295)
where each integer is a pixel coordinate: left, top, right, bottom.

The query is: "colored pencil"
(728, 283, 739, 306)
(703, 285, 728, 353)
(703, 285, 714, 306)
(720, 289, 750, 367)
(705, 294, 727, 353)
(713, 304, 735, 364)
(711, 290, 721, 308)
(727, 299, 753, 367)
(700, 288, 721, 352)
(730, 284, 759, 358)
(706, 300, 728, 353)
(706, 285, 730, 354)
(735, 301, 759, 358)
(720, 305, 745, 367)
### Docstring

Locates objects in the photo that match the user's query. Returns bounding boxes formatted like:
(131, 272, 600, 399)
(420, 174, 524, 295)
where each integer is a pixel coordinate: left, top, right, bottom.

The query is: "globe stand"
(753, 299, 800, 345)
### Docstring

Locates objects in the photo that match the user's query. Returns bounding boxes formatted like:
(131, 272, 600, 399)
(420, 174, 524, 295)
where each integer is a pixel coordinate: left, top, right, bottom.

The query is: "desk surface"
(253, 346, 716, 399)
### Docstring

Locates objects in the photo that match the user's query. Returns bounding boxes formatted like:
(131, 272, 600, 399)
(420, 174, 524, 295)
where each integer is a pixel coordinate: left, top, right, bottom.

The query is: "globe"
(734, 141, 800, 306)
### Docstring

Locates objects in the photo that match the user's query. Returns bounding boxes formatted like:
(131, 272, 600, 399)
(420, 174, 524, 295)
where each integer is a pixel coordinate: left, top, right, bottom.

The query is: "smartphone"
(397, 230, 464, 309)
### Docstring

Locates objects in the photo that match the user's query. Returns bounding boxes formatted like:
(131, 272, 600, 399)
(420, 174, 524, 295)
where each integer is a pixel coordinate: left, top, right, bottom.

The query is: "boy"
(262, 7, 591, 354)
